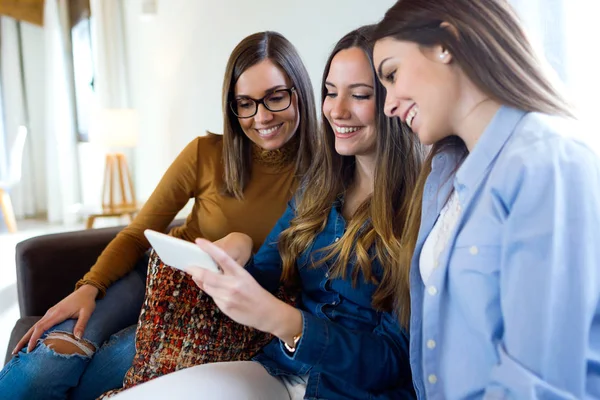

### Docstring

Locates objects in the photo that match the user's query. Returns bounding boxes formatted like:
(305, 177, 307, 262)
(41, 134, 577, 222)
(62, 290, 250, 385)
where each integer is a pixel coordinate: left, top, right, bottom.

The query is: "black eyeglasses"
(230, 87, 296, 118)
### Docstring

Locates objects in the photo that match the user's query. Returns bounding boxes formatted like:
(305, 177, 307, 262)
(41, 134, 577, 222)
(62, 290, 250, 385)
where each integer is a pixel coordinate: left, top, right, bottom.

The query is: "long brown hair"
(277, 25, 423, 316)
(373, 0, 573, 324)
(221, 31, 318, 199)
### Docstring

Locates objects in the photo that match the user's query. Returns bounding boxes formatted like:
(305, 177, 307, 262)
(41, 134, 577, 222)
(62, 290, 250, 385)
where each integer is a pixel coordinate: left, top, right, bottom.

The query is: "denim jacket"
(247, 199, 415, 400)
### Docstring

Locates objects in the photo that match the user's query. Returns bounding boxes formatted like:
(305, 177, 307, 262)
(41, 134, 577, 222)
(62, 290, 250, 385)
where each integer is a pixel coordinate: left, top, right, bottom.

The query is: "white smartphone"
(144, 229, 221, 274)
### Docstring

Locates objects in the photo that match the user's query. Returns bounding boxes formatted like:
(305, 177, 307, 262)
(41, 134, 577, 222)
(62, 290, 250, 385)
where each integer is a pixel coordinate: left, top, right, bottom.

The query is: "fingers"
(196, 280, 244, 314)
(13, 308, 91, 355)
(188, 268, 242, 307)
(73, 308, 92, 339)
(13, 325, 35, 354)
(194, 278, 205, 291)
(188, 266, 232, 290)
(195, 239, 242, 275)
(196, 282, 229, 300)
(192, 273, 248, 308)
(25, 313, 60, 353)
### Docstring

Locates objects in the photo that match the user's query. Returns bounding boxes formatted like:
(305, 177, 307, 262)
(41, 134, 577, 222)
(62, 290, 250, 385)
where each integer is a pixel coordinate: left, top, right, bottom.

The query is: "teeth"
(335, 126, 361, 134)
(257, 124, 281, 135)
(406, 105, 419, 129)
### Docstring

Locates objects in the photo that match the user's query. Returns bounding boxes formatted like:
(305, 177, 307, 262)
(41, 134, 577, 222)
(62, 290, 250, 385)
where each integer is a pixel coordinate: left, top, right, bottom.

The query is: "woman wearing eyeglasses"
(107, 24, 422, 400)
(0, 31, 318, 400)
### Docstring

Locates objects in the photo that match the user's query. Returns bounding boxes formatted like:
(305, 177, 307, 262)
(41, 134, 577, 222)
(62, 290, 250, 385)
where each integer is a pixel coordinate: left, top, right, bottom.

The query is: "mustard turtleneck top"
(76, 133, 298, 296)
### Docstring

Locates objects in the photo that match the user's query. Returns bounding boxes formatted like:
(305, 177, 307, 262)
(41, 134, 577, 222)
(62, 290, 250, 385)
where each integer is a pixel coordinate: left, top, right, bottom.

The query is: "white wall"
(511, 0, 600, 144)
(120, 0, 396, 201)
(562, 0, 600, 132)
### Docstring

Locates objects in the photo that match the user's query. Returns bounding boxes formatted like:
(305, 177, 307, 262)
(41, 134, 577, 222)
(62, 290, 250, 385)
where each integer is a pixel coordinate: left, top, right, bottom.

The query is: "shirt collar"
(454, 105, 527, 191)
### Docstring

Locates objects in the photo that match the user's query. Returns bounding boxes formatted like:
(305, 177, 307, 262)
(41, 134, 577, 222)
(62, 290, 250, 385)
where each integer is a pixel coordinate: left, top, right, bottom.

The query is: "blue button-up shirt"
(247, 200, 415, 399)
(410, 106, 600, 399)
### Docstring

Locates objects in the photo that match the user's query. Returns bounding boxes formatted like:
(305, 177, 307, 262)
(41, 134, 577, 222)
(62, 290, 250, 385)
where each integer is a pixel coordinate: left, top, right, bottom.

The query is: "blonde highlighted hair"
(277, 26, 424, 316)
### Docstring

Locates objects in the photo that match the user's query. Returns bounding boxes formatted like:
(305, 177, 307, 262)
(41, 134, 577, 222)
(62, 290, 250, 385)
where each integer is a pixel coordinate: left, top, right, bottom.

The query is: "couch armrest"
(15, 220, 183, 317)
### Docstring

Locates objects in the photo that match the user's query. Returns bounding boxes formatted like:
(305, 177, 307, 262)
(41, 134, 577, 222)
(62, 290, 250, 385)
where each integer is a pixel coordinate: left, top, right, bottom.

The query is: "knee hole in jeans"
(43, 332, 96, 357)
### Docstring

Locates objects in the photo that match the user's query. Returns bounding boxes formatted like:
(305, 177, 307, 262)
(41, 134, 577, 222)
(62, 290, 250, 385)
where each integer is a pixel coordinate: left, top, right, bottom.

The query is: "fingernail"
(75, 331, 81, 339)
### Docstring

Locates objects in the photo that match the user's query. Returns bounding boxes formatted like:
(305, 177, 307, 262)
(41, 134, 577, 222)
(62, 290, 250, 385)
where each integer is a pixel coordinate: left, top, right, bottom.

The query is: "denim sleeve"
(484, 142, 600, 399)
(244, 200, 296, 294)
(279, 310, 411, 392)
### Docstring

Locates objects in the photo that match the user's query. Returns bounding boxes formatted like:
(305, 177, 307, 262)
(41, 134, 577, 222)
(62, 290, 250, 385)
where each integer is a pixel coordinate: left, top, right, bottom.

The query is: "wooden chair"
(0, 126, 28, 233)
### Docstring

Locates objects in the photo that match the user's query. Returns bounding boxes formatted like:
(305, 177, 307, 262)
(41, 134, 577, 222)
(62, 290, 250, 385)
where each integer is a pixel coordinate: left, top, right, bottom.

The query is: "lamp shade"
(141, 0, 158, 19)
(89, 108, 139, 147)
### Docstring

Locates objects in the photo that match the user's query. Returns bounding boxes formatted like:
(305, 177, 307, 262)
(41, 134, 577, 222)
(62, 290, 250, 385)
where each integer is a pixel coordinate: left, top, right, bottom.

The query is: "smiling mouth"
(256, 123, 283, 137)
(406, 104, 419, 129)
(334, 125, 362, 135)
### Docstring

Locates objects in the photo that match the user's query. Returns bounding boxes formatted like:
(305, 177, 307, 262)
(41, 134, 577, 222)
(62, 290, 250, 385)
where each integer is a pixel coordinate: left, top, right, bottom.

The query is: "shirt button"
(428, 374, 438, 384)
(427, 286, 438, 296)
(427, 340, 436, 349)
(334, 237, 340, 242)
(469, 246, 479, 255)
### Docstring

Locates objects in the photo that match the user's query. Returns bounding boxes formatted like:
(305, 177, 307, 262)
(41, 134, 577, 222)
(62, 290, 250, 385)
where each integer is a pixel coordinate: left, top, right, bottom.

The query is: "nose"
(254, 103, 274, 125)
(329, 97, 351, 120)
(383, 91, 401, 118)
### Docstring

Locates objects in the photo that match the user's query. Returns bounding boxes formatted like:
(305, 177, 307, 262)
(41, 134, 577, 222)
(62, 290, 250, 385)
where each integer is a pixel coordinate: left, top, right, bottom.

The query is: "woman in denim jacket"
(111, 25, 423, 400)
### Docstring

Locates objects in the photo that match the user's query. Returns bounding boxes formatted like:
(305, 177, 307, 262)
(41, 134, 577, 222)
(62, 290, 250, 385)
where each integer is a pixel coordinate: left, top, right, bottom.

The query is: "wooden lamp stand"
(86, 108, 140, 228)
(102, 152, 136, 209)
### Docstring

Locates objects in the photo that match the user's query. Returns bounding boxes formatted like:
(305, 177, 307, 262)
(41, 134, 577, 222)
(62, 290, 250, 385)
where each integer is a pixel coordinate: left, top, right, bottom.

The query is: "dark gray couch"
(4, 221, 181, 364)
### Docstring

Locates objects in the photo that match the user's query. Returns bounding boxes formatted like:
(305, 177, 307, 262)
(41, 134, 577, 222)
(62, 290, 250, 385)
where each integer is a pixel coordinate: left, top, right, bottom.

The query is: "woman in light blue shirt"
(372, 0, 600, 399)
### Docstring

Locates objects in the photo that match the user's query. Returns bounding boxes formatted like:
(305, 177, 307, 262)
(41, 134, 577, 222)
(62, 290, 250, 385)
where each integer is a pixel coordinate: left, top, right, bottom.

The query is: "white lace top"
(419, 191, 462, 284)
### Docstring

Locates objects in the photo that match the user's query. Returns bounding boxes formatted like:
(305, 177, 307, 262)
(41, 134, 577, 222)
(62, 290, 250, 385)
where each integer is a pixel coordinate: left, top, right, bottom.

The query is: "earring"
(439, 50, 449, 60)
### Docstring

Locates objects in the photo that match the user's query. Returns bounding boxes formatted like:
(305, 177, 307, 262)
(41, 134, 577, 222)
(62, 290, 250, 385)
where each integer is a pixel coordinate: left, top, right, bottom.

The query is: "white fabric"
(0, 126, 27, 188)
(111, 361, 293, 400)
(0, 63, 7, 183)
(420, 191, 461, 284)
(0, 18, 43, 219)
(90, 0, 130, 108)
(280, 374, 308, 400)
(44, 0, 81, 224)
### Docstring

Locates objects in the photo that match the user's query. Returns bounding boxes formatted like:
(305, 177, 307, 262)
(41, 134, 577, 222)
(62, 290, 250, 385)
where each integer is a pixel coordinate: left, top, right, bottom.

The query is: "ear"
(434, 45, 453, 64)
(435, 21, 459, 64)
(440, 21, 459, 38)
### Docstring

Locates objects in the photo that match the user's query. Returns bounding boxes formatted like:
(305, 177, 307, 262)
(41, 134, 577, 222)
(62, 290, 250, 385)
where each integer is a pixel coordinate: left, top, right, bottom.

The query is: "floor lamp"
(89, 109, 139, 210)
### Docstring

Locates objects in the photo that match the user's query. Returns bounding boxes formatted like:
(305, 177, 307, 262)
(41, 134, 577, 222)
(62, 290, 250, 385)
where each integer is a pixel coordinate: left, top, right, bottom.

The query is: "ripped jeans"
(0, 254, 148, 400)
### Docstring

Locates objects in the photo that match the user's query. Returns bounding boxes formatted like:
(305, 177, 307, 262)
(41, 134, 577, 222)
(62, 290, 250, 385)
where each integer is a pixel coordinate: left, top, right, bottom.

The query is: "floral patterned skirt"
(99, 250, 290, 398)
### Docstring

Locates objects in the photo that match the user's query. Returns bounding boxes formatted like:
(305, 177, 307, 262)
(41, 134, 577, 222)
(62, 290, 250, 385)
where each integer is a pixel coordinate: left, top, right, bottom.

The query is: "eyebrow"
(325, 82, 374, 90)
(236, 85, 288, 99)
(377, 57, 393, 80)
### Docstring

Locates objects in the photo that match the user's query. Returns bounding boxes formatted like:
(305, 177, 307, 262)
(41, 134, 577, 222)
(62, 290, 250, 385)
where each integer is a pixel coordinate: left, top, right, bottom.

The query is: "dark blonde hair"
(373, 0, 573, 325)
(221, 31, 318, 199)
(277, 25, 423, 314)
